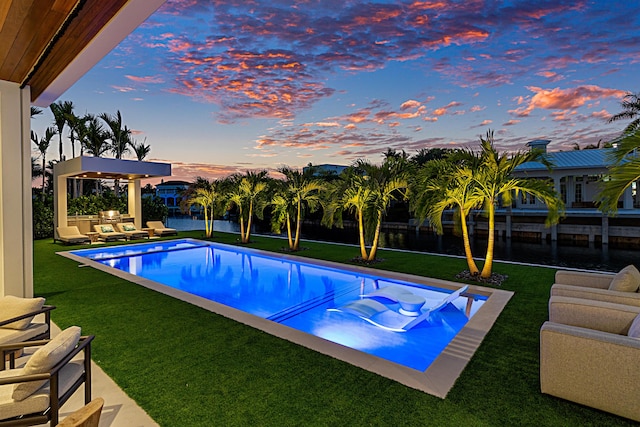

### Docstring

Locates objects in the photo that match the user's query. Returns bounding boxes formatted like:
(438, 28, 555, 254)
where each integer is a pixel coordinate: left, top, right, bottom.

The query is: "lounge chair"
(552, 265, 640, 307)
(364, 285, 428, 315)
(92, 224, 126, 242)
(57, 226, 90, 245)
(329, 285, 469, 332)
(0, 327, 94, 426)
(115, 223, 149, 240)
(146, 221, 178, 237)
(541, 296, 640, 421)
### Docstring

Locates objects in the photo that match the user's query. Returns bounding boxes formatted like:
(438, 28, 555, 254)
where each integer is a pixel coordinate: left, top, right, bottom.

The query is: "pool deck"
(61, 240, 513, 398)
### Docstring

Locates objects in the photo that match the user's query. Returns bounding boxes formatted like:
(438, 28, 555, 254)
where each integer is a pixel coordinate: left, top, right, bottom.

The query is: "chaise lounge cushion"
(0, 296, 45, 330)
(609, 265, 640, 292)
(12, 326, 81, 401)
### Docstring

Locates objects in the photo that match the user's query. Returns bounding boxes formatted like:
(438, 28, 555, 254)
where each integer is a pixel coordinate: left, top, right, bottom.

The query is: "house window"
(575, 183, 583, 203)
(560, 182, 567, 204)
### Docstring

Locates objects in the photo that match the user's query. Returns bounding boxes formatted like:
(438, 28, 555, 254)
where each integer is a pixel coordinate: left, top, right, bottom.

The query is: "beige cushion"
(12, 326, 81, 401)
(0, 296, 45, 330)
(629, 313, 640, 339)
(609, 265, 640, 292)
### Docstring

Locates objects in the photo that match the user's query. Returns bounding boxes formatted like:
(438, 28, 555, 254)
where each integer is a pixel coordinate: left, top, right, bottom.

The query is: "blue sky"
(31, 0, 640, 182)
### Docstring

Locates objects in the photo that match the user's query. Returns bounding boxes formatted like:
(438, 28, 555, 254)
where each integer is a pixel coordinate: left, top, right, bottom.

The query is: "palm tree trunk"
(286, 213, 293, 249)
(293, 199, 302, 250)
(41, 157, 46, 199)
(481, 201, 496, 278)
(357, 209, 369, 259)
(208, 205, 214, 237)
(244, 201, 253, 243)
(203, 207, 211, 237)
(367, 211, 383, 261)
(460, 207, 479, 274)
(238, 206, 246, 243)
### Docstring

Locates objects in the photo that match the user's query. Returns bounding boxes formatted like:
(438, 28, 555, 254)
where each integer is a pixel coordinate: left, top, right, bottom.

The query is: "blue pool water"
(71, 239, 486, 371)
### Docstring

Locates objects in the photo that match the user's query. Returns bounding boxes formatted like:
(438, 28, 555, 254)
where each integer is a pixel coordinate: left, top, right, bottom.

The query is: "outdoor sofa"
(541, 296, 640, 422)
(146, 221, 178, 237)
(551, 265, 640, 307)
(0, 296, 55, 364)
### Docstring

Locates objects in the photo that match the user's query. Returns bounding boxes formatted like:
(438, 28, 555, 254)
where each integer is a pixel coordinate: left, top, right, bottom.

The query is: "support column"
(0, 81, 33, 297)
(128, 180, 142, 229)
(601, 215, 609, 245)
(53, 173, 68, 240)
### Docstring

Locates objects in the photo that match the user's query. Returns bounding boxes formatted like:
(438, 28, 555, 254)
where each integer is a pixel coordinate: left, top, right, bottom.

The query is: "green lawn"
(34, 231, 633, 426)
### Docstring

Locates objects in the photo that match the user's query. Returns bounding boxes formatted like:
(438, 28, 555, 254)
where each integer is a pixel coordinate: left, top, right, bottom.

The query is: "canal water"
(165, 217, 638, 272)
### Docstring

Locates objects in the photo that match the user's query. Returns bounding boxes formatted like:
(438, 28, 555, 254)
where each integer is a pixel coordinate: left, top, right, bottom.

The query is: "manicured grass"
(35, 232, 633, 426)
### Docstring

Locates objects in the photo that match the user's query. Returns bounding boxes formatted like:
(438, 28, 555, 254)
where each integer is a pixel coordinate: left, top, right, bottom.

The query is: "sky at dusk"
(30, 0, 640, 183)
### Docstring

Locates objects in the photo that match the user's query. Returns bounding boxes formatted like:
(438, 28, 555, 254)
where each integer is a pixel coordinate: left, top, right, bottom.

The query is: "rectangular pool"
(62, 238, 512, 397)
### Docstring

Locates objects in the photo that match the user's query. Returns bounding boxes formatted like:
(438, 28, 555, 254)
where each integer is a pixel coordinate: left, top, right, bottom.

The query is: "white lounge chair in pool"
(364, 285, 428, 315)
(115, 223, 149, 240)
(329, 285, 469, 332)
(146, 221, 178, 237)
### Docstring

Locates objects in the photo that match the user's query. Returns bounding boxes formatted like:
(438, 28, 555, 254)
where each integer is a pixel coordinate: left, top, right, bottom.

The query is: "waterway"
(164, 217, 639, 272)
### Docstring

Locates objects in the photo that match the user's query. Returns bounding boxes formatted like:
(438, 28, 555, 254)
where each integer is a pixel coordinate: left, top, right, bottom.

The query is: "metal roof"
(515, 148, 614, 172)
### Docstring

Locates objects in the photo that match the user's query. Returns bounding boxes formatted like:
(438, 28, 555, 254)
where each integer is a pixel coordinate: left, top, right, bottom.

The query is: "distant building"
(155, 180, 190, 216)
(513, 140, 636, 210)
(303, 164, 348, 177)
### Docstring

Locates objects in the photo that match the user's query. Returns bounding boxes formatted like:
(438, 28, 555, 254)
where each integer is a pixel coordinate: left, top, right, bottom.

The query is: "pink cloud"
(509, 85, 627, 117)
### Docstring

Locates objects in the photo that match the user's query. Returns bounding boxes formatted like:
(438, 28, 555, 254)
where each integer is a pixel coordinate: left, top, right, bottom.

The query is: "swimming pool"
(62, 238, 512, 397)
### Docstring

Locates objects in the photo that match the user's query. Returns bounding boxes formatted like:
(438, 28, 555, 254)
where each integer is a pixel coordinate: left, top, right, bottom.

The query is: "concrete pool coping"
(60, 239, 513, 398)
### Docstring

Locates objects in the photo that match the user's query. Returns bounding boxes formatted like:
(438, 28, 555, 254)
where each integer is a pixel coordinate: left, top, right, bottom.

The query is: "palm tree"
(79, 115, 109, 194)
(596, 130, 640, 214)
(411, 157, 483, 275)
(100, 110, 131, 196)
(31, 127, 56, 198)
(323, 158, 408, 261)
(270, 167, 324, 251)
(65, 112, 87, 159)
(225, 171, 269, 244)
(471, 131, 564, 278)
(131, 138, 151, 160)
(183, 179, 220, 238)
(609, 92, 640, 138)
(30, 106, 43, 117)
(50, 100, 74, 161)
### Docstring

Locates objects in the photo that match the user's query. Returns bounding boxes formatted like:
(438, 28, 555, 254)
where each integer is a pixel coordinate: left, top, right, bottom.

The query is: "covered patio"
(53, 156, 171, 239)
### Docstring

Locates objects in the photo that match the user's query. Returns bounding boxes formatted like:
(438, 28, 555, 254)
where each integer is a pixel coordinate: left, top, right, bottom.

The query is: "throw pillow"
(100, 225, 114, 233)
(0, 296, 45, 330)
(628, 313, 640, 339)
(12, 326, 81, 401)
(123, 224, 135, 231)
(609, 265, 640, 292)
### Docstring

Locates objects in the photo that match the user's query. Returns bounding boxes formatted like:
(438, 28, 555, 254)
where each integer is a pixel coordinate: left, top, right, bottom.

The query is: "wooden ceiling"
(0, 0, 129, 103)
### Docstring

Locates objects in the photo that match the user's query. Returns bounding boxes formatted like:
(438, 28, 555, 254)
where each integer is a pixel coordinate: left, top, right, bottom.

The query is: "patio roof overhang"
(54, 156, 172, 180)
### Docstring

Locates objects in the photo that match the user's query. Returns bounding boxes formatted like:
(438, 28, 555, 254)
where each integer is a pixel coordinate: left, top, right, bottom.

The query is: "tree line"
(30, 101, 151, 198)
(179, 132, 561, 280)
